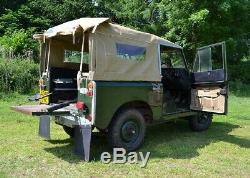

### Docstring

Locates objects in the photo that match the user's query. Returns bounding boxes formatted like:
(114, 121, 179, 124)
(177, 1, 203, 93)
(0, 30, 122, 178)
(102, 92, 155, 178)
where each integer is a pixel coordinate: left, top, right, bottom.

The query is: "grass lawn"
(0, 89, 250, 178)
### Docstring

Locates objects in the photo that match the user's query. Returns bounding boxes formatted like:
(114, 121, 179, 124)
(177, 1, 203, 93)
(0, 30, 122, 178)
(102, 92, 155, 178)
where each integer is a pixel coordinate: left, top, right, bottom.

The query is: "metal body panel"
(78, 79, 93, 115)
(55, 115, 79, 127)
(161, 111, 196, 120)
(93, 81, 158, 129)
(74, 125, 92, 161)
(39, 115, 50, 139)
(79, 81, 196, 129)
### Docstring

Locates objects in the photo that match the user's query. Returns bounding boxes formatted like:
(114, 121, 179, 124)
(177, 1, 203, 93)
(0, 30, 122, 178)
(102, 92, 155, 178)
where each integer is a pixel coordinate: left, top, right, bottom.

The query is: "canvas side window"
(64, 50, 89, 64)
(116, 43, 146, 61)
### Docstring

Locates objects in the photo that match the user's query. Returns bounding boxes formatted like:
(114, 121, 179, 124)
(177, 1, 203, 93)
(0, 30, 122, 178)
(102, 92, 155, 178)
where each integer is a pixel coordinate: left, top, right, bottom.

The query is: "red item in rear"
(76, 101, 85, 110)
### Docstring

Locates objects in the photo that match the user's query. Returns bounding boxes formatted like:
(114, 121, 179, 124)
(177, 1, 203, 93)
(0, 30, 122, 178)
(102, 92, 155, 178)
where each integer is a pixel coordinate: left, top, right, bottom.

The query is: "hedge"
(0, 58, 249, 94)
(0, 59, 39, 94)
(228, 63, 250, 83)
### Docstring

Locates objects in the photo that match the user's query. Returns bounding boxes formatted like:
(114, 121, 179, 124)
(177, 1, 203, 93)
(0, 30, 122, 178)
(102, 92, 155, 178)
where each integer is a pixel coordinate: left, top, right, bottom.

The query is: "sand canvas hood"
(34, 18, 110, 39)
(34, 17, 182, 82)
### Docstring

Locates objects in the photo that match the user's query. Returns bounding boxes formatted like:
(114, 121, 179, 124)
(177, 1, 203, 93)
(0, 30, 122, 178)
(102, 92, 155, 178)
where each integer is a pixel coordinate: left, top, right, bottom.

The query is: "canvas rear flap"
(191, 86, 225, 114)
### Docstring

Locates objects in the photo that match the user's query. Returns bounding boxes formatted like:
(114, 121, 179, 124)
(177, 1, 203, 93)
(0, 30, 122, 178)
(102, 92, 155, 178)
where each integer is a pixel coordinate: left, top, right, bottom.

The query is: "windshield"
(193, 44, 224, 72)
(64, 50, 89, 64)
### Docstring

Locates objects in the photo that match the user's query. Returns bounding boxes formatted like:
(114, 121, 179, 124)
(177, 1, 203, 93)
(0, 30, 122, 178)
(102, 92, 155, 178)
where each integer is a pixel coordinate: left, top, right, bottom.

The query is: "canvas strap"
(46, 40, 51, 73)
(80, 32, 85, 72)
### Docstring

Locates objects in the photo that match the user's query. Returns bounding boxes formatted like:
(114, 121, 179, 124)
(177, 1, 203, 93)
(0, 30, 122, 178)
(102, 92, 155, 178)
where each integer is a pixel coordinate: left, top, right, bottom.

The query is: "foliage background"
(0, 59, 39, 93)
(0, 0, 249, 93)
(0, 3, 249, 177)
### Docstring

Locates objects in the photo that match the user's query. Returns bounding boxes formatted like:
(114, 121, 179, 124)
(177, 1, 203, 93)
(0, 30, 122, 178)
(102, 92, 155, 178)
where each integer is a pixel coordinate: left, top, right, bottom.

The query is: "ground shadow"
(142, 120, 250, 159)
(44, 132, 110, 163)
(44, 120, 250, 163)
(47, 138, 72, 144)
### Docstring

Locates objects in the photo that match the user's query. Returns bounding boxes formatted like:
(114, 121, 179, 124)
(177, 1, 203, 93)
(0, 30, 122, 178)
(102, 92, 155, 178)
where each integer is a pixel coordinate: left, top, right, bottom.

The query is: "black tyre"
(108, 109, 146, 151)
(63, 126, 75, 138)
(189, 112, 213, 132)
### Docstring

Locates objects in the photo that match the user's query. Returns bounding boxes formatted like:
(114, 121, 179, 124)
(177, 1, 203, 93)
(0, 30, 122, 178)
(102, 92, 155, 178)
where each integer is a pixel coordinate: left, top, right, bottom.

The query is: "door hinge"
(218, 88, 227, 95)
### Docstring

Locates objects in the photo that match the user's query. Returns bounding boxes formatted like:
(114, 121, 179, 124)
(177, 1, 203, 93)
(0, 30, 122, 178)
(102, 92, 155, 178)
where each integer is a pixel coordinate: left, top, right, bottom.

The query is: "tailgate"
(12, 105, 70, 116)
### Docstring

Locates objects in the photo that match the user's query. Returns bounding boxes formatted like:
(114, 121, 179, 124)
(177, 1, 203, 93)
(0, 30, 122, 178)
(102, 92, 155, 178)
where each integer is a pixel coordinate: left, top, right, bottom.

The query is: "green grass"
(0, 90, 250, 177)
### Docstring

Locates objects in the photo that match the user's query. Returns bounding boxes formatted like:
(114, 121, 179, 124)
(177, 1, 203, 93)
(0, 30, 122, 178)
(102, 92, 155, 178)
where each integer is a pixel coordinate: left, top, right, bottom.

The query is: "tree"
(0, 0, 249, 63)
(159, 0, 250, 62)
(0, 0, 103, 59)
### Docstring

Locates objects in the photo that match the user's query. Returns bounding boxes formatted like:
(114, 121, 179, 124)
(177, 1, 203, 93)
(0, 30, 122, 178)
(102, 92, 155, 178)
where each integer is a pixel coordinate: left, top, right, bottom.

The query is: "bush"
(229, 80, 250, 97)
(228, 61, 250, 83)
(0, 29, 39, 60)
(0, 59, 39, 94)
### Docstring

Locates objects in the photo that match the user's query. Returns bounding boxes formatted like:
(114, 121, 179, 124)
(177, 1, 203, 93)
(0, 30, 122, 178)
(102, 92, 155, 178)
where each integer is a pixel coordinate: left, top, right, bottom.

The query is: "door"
(160, 45, 191, 114)
(190, 42, 228, 114)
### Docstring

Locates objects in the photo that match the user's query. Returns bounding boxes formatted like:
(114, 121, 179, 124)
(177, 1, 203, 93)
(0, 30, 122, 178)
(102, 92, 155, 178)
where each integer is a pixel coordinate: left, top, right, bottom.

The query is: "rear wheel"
(63, 126, 75, 138)
(108, 109, 146, 151)
(189, 112, 212, 131)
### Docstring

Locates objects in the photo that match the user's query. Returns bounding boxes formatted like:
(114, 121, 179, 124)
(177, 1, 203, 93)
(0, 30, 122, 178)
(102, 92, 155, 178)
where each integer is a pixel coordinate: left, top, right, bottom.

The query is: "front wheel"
(107, 109, 146, 151)
(189, 112, 212, 132)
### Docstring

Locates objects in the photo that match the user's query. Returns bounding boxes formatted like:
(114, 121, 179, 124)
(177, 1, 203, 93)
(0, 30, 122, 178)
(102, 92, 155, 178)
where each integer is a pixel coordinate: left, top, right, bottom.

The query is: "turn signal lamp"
(87, 81, 93, 97)
(39, 79, 44, 87)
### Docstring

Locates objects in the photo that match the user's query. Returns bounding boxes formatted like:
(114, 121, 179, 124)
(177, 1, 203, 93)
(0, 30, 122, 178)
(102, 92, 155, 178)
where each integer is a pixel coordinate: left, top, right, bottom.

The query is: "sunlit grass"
(0, 89, 249, 177)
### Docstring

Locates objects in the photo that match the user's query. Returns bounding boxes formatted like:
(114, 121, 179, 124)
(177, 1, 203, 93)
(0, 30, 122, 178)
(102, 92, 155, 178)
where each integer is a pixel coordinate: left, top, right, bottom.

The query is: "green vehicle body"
(12, 18, 228, 159)
(79, 81, 197, 130)
(89, 82, 153, 129)
(34, 19, 228, 131)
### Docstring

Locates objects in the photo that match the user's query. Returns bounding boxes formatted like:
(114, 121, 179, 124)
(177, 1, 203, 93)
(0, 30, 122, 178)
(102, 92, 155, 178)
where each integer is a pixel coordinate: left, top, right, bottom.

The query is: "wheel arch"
(110, 100, 153, 126)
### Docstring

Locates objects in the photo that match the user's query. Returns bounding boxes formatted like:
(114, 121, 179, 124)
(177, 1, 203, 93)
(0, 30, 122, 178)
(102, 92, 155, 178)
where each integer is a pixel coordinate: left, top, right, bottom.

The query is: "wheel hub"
(121, 120, 139, 143)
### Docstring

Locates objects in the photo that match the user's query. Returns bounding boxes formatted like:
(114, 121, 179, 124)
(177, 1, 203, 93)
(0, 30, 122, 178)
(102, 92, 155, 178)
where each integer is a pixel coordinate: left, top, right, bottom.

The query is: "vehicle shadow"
(142, 120, 250, 159)
(44, 120, 250, 163)
(44, 132, 110, 163)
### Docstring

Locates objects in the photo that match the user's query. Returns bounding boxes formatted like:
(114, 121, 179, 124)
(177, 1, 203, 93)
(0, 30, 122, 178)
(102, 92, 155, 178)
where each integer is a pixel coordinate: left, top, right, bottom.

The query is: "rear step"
(12, 105, 70, 116)
(11, 102, 92, 161)
(12, 100, 75, 116)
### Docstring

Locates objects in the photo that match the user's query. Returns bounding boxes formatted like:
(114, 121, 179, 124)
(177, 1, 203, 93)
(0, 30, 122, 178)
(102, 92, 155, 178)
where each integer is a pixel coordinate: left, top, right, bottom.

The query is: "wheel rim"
(121, 119, 140, 143)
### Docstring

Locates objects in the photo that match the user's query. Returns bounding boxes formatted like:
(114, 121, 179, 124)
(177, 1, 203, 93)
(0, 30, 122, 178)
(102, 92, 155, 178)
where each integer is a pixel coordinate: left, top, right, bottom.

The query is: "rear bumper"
(12, 104, 92, 161)
(55, 115, 82, 128)
(11, 104, 92, 127)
